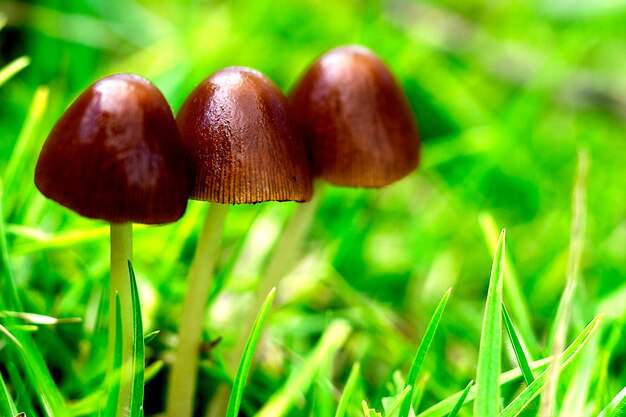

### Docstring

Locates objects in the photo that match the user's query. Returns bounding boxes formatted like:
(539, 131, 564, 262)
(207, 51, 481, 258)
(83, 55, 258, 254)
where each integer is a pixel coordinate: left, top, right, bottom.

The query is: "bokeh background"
(1, 0, 625, 416)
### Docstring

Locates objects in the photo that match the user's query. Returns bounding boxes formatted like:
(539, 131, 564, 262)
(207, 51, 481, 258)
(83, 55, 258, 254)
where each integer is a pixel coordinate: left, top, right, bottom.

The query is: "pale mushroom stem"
(205, 185, 323, 417)
(109, 222, 133, 416)
(234, 188, 322, 366)
(166, 202, 229, 417)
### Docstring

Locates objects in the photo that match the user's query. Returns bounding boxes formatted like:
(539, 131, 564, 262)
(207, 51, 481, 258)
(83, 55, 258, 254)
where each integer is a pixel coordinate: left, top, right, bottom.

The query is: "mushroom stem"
(166, 202, 229, 417)
(237, 189, 322, 364)
(205, 186, 323, 417)
(109, 222, 133, 416)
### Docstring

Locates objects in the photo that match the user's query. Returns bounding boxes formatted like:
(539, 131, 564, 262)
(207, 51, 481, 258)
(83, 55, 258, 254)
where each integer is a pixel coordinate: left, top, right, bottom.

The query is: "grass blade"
(144, 329, 160, 344)
(225, 287, 276, 417)
(103, 293, 123, 417)
(597, 385, 626, 417)
(498, 313, 603, 417)
(334, 362, 361, 417)
(256, 320, 352, 417)
(0, 370, 18, 416)
(399, 288, 452, 417)
(417, 357, 552, 416)
(560, 333, 598, 417)
(0, 182, 67, 417)
(362, 400, 383, 417)
(541, 149, 589, 417)
(6, 363, 35, 417)
(418, 313, 600, 417)
(474, 229, 506, 417)
(386, 385, 413, 417)
(0, 56, 30, 88)
(129, 261, 145, 415)
(1, 311, 81, 325)
(479, 213, 538, 352)
(502, 304, 534, 386)
(0, 182, 22, 311)
(447, 380, 473, 417)
(3, 86, 49, 215)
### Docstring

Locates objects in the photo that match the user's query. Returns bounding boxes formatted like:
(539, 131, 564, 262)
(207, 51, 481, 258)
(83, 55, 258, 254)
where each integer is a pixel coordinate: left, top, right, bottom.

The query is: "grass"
(1, 1, 625, 416)
(225, 288, 276, 417)
(474, 229, 506, 417)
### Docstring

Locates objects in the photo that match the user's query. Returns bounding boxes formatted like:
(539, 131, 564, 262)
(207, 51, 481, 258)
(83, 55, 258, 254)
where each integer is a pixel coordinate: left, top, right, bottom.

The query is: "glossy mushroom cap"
(177, 66, 312, 204)
(35, 73, 189, 224)
(290, 45, 420, 188)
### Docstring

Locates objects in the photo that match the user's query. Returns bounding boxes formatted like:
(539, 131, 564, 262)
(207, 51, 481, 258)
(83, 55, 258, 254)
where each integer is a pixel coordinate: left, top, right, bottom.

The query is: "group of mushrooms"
(33, 45, 420, 415)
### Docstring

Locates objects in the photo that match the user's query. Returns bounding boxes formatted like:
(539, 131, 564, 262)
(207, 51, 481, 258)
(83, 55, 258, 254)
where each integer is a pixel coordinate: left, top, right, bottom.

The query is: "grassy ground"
(0, 0, 625, 416)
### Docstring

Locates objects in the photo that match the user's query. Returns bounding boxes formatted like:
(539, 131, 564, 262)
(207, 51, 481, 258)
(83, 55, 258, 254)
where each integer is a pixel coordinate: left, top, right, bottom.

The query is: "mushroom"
(290, 44, 420, 186)
(34, 73, 188, 415)
(165, 66, 311, 417)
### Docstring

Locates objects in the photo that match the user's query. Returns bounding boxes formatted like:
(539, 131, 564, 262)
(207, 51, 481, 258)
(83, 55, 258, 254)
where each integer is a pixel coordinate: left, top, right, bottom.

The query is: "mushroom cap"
(35, 73, 189, 224)
(290, 45, 420, 188)
(177, 66, 312, 204)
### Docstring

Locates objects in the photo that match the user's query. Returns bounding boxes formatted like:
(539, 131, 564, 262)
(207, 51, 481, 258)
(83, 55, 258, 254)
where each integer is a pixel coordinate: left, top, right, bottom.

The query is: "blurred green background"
(1, 0, 625, 416)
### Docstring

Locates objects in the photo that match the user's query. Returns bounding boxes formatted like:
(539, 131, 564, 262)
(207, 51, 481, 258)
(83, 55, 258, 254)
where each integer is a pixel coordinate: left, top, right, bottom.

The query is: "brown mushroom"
(34, 73, 188, 415)
(290, 44, 420, 187)
(35, 73, 188, 224)
(166, 66, 311, 417)
(178, 66, 311, 203)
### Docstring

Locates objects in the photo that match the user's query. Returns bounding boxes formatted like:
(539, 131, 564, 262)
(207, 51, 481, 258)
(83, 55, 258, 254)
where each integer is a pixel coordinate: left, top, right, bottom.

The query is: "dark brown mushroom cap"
(35, 73, 189, 224)
(177, 66, 312, 204)
(289, 45, 420, 188)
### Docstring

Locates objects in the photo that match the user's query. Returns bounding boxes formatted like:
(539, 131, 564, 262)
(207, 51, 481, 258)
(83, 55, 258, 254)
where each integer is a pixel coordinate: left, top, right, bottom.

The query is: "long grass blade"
(311, 350, 334, 417)
(418, 313, 601, 417)
(597, 384, 626, 417)
(0, 182, 67, 417)
(225, 287, 276, 417)
(447, 380, 473, 417)
(0, 370, 18, 416)
(479, 213, 538, 352)
(129, 261, 145, 415)
(103, 293, 123, 417)
(255, 321, 352, 417)
(560, 333, 598, 417)
(1, 311, 81, 325)
(399, 288, 452, 417)
(540, 149, 589, 417)
(0, 182, 21, 311)
(417, 358, 553, 417)
(498, 313, 603, 417)
(334, 362, 361, 417)
(9, 224, 152, 257)
(502, 304, 534, 386)
(3, 86, 49, 214)
(474, 229, 506, 417)
(6, 363, 35, 417)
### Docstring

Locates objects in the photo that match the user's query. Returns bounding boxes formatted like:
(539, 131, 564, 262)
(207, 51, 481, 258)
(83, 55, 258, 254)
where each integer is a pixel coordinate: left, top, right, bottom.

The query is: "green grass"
(1, 1, 625, 416)
(399, 288, 452, 417)
(225, 288, 276, 417)
(474, 229, 505, 417)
